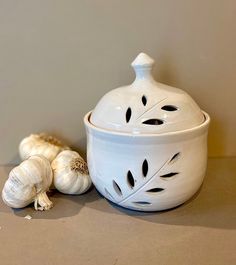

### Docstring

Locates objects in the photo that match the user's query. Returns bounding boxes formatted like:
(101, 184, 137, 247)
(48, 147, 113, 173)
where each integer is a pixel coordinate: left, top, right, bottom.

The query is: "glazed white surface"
(84, 112, 210, 211)
(91, 53, 204, 134)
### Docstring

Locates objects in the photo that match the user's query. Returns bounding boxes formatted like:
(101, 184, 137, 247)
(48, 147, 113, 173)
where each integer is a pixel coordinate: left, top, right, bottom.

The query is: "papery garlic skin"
(19, 133, 69, 162)
(2, 155, 53, 211)
(52, 150, 92, 195)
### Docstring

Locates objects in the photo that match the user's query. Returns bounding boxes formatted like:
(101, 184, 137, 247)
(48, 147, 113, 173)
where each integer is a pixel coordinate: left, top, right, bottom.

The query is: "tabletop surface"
(0, 158, 236, 265)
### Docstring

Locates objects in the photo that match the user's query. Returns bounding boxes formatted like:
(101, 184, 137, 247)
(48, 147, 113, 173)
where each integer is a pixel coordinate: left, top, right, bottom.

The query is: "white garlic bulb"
(2, 155, 53, 211)
(52, 150, 92, 195)
(19, 133, 69, 162)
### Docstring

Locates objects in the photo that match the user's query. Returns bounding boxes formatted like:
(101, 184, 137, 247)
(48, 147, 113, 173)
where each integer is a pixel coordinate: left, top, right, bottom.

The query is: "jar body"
(84, 112, 210, 211)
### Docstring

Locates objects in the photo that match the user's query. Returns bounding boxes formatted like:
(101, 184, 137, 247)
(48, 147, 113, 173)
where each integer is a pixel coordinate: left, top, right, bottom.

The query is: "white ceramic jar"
(84, 53, 210, 211)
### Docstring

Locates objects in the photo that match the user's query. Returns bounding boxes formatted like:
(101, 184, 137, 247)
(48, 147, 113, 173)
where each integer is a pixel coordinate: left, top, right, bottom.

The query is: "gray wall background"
(0, 0, 236, 165)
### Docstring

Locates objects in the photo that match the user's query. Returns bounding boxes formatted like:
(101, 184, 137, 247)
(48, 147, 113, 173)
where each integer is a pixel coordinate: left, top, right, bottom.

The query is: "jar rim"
(84, 110, 210, 138)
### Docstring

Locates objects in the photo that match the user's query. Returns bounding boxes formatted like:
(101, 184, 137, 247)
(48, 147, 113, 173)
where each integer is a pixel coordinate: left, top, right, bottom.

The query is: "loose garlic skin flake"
(2, 155, 53, 211)
(52, 150, 92, 195)
(19, 133, 69, 162)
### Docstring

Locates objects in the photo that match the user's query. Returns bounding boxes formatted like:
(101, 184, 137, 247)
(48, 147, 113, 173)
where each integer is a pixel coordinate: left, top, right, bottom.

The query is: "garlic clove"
(19, 133, 70, 162)
(2, 155, 53, 211)
(52, 150, 92, 195)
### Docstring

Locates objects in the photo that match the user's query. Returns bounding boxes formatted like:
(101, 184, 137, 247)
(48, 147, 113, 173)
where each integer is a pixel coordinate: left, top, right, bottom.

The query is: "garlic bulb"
(19, 133, 69, 162)
(2, 155, 53, 211)
(52, 150, 92, 195)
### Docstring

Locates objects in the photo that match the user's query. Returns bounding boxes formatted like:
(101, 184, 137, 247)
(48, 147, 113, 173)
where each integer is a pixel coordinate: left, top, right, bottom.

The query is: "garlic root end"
(34, 192, 53, 211)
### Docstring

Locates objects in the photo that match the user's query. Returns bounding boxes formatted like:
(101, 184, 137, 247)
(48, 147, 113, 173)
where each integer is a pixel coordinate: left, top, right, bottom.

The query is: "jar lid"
(90, 53, 205, 134)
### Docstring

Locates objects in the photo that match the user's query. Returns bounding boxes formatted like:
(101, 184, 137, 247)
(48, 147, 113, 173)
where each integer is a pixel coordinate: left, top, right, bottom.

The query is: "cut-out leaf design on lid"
(126, 107, 132, 123)
(146, 188, 164, 193)
(160, 172, 179, 178)
(142, 95, 147, 106)
(142, 119, 164, 125)
(161, 105, 178, 111)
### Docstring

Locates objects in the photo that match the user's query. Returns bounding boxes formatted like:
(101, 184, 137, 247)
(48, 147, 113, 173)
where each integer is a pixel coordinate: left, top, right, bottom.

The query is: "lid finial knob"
(131, 53, 155, 80)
